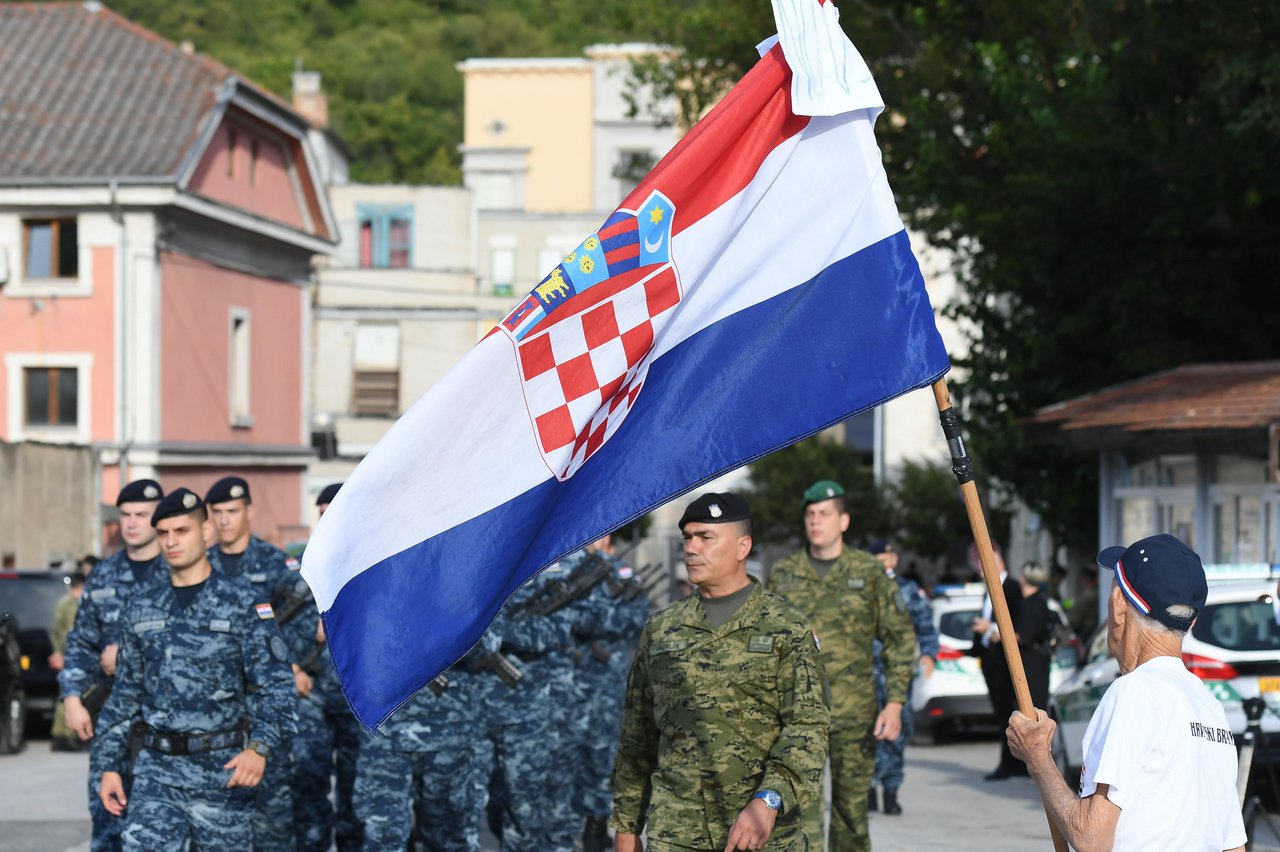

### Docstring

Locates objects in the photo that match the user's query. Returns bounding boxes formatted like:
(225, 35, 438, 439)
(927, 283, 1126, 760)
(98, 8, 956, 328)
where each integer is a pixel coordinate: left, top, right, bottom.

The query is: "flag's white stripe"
(652, 111, 900, 363)
(304, 110, 903, 611)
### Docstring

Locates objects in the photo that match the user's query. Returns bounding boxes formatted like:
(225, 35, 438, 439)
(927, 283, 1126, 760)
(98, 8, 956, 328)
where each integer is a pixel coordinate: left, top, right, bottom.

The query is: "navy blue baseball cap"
(1097, 533, 1207, 631)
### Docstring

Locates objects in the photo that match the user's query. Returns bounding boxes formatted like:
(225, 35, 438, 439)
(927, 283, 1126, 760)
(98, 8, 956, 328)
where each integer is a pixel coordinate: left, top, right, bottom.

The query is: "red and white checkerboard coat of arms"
(498, 191, 680, 481)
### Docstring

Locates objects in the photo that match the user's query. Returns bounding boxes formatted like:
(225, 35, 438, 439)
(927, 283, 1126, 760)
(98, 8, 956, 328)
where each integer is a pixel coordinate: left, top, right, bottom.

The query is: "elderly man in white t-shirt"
(1006, 533, 1246, 852)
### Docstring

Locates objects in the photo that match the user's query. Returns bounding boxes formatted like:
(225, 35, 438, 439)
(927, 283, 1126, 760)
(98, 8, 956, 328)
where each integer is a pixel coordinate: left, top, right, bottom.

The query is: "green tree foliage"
(888, 459, 970, 561)
(107, 0, 635, 184)
(744, 435, 891, 546)
(613, 1, 1280, 551)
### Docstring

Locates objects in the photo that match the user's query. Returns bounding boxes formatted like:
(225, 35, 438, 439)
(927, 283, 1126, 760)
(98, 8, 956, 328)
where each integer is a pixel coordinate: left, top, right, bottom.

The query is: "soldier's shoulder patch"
(285, 557, 301, 572)
(747, 634, 775, 654)
(651, 639, 688, 655)
(268, 634, 289, 662)
(255, 603, 275, 620)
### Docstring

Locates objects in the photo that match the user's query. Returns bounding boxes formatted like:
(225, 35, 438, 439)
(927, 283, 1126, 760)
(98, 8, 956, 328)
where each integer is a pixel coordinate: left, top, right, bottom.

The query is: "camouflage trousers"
(253, 732, 296, 851)
(87, 765, 130, 852)
(871, 672, 914, 792)
(576, 658, 629, 818)
(293, 693, 363, 852)
(353, 735, 482, 852)
(480, 701, 554, 851)
(546, 667, 586, 851)
(643, 828, 809, 852)
(808, 722, 874, 852)
(121, 774, 253, 851)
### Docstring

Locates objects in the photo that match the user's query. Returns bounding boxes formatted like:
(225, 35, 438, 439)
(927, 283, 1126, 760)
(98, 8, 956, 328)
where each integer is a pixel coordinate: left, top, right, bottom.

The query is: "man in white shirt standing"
(1006, 533, 1246, 852)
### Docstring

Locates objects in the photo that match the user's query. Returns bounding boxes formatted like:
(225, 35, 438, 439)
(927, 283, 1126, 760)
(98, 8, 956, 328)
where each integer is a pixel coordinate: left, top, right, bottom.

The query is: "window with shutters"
(352, 325, 401, 417)
(356, 205, 413, 269)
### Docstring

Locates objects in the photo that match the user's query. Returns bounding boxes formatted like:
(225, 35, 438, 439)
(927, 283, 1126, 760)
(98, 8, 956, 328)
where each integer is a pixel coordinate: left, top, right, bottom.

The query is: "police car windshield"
(1191, 600, 1280, 652)
(938, 608, 979, 642)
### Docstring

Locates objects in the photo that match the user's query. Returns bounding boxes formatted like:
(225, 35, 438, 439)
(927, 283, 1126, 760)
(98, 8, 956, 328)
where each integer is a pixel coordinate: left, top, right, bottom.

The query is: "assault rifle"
(298, 641, 449, 695)
(470, 650, 523, 687)
(81, 677, 113, 722)
(272, 583, 316, 628)
(508, 552, 614, 620)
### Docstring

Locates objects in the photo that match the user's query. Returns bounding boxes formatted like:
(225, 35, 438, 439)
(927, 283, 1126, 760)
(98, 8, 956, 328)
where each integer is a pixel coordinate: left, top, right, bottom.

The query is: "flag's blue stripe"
(324, 228, 949, 728)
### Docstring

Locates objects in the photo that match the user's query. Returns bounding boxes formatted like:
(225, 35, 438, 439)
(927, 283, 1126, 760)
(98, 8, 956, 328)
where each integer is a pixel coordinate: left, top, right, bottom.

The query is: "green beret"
(803, 479, 846, 505)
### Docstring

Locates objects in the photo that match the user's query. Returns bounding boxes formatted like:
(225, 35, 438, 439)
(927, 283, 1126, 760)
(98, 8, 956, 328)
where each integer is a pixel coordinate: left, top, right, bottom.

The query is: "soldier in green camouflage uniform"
(766, 480, 915, 852)
(611, 493, 829, 852)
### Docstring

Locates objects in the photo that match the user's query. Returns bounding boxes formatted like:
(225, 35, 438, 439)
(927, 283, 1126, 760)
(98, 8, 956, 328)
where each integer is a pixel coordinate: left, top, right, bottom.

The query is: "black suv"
(0, 570, 72, 736)
(0, 612, 26, 753)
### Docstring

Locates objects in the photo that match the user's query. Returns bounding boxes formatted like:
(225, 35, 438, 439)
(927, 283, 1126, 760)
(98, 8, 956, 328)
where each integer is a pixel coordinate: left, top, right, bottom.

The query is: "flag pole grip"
(932, 378, 1069, 852)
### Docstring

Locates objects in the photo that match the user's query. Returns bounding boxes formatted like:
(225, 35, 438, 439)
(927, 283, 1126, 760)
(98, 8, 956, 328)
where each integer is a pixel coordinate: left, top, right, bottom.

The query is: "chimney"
(292, 69, 329, 129)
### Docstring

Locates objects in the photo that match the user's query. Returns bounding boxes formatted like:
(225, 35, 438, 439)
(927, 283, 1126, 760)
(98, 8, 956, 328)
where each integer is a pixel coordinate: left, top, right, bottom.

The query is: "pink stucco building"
(0, 4, 337, 547)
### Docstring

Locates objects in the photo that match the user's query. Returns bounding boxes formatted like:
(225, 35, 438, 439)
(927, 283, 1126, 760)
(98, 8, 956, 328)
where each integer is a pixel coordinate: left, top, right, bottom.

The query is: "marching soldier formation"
(58, 476, 942, 850)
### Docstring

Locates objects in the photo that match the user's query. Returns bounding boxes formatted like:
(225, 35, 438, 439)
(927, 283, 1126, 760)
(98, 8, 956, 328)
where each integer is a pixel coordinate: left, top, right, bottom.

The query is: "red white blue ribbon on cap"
(1114, 559, 1152, 615)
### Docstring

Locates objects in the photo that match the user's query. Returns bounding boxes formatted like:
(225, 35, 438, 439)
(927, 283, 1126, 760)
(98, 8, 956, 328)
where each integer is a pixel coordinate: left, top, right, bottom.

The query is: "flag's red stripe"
(619, 44, 809, 236)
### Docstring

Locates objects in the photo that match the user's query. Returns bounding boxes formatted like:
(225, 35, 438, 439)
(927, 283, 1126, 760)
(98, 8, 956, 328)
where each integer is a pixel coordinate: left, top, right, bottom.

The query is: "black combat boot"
(867, 787, 878, 813)
(883, 789, 903, 815)
(582, 814, 610, 852)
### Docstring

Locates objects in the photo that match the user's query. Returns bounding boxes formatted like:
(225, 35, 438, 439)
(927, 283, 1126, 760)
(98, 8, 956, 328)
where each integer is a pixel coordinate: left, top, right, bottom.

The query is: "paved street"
(4, 732, 1280, 851)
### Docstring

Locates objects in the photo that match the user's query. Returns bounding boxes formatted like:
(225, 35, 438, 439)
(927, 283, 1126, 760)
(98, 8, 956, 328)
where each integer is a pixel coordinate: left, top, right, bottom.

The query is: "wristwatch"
(247, 739, 271, 759)
(753, 789, 782, 811)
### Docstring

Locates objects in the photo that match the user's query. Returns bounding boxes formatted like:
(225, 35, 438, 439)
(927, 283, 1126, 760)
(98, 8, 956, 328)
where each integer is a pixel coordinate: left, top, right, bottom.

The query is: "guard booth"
(1026, 361, 1280, 570)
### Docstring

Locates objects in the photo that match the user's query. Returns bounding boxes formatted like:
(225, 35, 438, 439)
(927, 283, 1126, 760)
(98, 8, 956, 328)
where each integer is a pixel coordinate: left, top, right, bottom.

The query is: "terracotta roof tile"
(1029, 362, 1280, 434)
(0, 3, 296, 182)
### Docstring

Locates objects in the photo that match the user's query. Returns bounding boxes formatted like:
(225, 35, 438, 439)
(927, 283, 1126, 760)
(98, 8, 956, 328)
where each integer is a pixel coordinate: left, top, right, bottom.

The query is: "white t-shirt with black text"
(1079, 655, 1247, 850)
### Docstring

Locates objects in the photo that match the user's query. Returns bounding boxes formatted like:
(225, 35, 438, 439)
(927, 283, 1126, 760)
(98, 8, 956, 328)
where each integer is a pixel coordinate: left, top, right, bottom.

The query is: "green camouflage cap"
(802, 479, 845, 505)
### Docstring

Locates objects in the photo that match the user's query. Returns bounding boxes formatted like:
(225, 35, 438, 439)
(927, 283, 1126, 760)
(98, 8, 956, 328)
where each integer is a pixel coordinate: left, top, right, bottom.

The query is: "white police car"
(911, 583, 1079, 744)
(1049, 567, 1280, 778)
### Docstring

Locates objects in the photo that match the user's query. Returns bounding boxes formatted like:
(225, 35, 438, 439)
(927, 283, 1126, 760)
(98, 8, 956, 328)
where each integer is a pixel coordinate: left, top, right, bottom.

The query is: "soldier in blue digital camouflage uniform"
(537, 552, 620, 852)
(95, 488, 297, 851)
(293, 482, 363, 852)
(352, 625, 502, 851)
(573, 536, 650, 852)
(59, 479, 166, 852)
(868, 539, 939, 817)
(478, 573, 575, 850)
(204, 475, 313, 851)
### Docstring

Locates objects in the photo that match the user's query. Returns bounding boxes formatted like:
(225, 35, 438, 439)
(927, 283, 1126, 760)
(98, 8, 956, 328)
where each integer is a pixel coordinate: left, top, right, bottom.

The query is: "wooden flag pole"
(932, 378, 1069, 852)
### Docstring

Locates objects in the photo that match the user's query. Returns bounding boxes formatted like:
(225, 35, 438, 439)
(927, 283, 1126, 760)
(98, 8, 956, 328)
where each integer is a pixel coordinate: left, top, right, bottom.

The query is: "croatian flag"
(304, 0, 951, 728)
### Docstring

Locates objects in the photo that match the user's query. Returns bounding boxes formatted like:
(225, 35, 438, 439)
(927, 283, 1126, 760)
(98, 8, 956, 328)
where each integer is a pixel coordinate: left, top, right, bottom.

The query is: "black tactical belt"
(138, 721, 248, 756)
